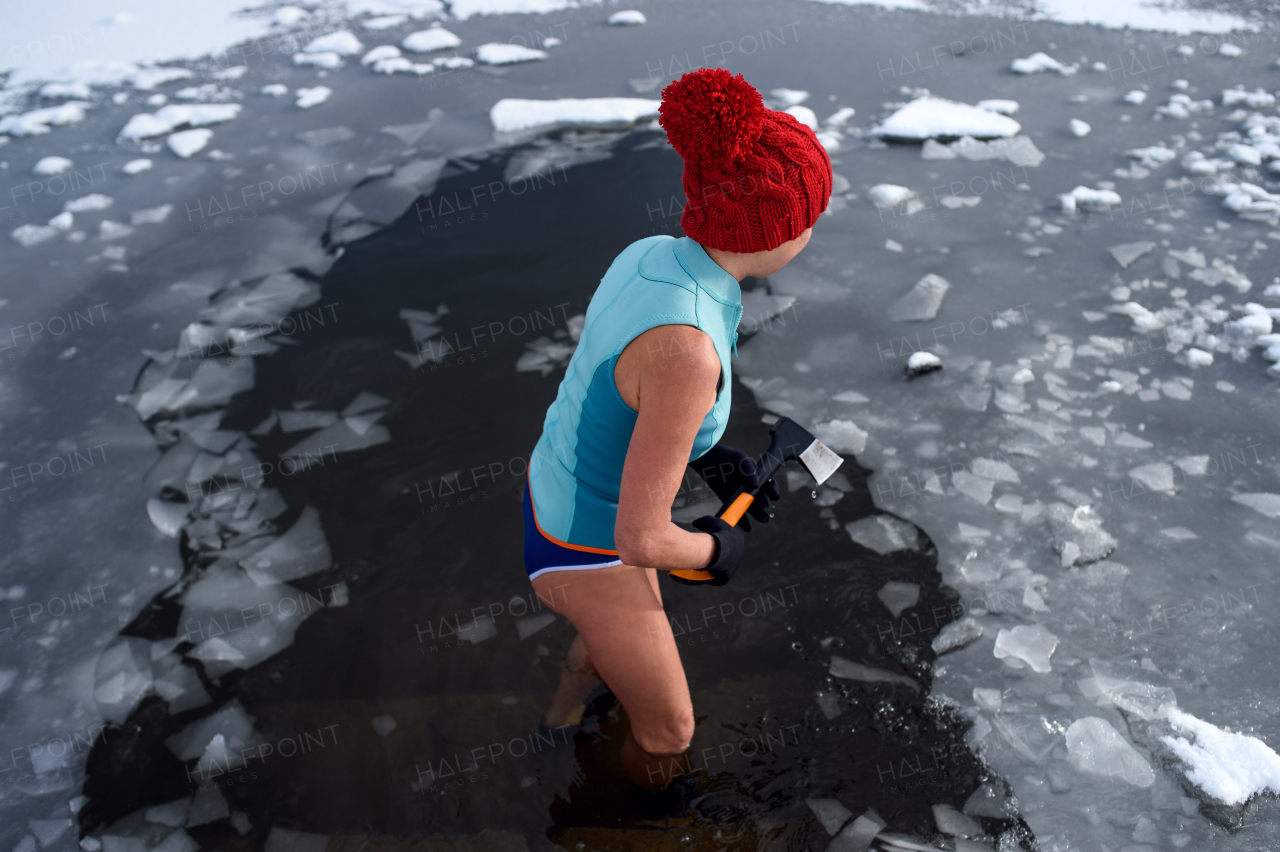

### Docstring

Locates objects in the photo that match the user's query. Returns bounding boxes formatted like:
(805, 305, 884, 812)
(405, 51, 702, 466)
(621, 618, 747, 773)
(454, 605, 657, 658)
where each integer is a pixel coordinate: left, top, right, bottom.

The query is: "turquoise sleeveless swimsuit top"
(527, 235, 743, 552)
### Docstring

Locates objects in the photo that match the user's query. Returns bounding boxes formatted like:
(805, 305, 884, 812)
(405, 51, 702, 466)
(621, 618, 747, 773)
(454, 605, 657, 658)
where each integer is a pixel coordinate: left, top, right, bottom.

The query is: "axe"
(669, 417, 845, 585)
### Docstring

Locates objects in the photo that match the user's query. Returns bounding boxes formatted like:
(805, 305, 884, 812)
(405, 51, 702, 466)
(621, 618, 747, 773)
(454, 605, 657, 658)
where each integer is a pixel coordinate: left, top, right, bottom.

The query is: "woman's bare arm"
(613, 324, 721, 571)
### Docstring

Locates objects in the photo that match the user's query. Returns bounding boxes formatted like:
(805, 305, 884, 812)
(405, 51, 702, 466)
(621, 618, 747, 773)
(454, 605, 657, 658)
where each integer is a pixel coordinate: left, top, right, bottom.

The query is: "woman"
(522, 68, 833, 789)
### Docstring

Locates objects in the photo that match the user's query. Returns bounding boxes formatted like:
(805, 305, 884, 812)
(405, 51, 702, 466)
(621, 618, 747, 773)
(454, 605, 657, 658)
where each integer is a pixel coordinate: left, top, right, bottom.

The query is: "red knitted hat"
(658, 68, 833, 253)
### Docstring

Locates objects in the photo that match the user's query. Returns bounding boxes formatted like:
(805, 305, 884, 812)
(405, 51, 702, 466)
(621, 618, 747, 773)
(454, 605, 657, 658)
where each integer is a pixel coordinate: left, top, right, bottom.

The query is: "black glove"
(669, 515, 745, 587)
(690, 444, 780, 532)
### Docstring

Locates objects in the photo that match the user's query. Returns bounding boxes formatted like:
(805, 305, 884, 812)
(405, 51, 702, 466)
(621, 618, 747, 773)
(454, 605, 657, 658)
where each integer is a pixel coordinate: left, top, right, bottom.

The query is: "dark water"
(79, 137, 1028, 850)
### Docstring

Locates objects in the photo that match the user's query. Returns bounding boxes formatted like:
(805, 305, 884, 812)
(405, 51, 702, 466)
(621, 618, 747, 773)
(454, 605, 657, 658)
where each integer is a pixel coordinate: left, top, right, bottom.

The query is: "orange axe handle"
(668, 491, 755, 584)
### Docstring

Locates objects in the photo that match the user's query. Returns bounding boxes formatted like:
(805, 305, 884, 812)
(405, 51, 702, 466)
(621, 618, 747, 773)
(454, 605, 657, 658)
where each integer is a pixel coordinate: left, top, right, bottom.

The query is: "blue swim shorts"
(523, 475, 623, 580)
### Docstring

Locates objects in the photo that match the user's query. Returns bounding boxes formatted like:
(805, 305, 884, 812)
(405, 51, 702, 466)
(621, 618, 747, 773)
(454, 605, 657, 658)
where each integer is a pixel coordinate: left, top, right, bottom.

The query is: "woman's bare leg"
(544, 632, 602, 728)
(533, 564, 693, 789)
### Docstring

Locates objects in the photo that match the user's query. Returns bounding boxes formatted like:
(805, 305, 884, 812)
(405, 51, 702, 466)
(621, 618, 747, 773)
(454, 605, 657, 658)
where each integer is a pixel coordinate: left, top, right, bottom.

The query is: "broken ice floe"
(890, 274, 950, 322)
(1068, 119, 1091, 137)
(118, 104, 240, 141)
(475, 43, 548, 64)
(871, 97, 1021, 141)
(992, 624, 1057, 672)
(489, 98, 660, 136)
(921, 134, 1044, 167)
(606, 10, 645, 25)
(402, 28, 462, 53)
(931, 617, 982, 655)
(906, 351, 943, 378)
(844, 515, 918, 554)
(829, 655, 920, 691)
(1066, 716, 1154, 787)
(1010, 52, 1077, 75)
(1058, 186, 1121, 213)
(1047, 504, 1116, 567)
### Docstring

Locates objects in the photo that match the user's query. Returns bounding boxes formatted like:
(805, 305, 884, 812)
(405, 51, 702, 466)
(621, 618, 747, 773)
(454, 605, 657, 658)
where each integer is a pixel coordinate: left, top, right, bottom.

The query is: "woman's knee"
(632, 704, 695, 756)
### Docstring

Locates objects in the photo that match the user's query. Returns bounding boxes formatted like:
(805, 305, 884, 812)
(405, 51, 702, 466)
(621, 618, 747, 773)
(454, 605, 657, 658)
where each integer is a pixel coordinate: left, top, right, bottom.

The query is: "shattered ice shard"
(489, 98, 660, 135)
(241, 506, 331, 584)
(993, 624, 1058, 672)
(1107, 241, 1156, 268)
(870, 97, 1021, 141)
(931, 617, 982, 655)
(868, 184, 916, 210)
(1047, 503, 1116, 565)
(813, 418, 867, 455)
(876, 581, 920, 618)
(890, 274, 950, 322)
(1066, 716, 1155, 787)
(845, 515, 919, 554)
(806, 798, 853, 835)
(906, 351, 942, 378)
(829, 656, 920, 691)
(370, 714, 397, 737)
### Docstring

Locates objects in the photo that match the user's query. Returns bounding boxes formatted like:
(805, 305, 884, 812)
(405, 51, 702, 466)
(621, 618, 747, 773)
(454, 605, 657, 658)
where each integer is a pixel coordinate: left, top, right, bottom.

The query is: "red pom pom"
(658, 68, 765, 169)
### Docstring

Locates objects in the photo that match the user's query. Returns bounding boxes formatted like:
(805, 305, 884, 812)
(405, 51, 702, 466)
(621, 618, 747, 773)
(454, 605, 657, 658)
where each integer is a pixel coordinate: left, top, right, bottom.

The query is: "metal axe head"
(756, 416, 844, 487)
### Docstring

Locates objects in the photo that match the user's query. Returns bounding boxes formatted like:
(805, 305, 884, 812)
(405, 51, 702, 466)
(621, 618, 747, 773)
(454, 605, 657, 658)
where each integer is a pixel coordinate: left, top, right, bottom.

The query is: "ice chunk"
(906, 351, 942, 377)
(475, 43, 547, 64)
(829, 656, 920, 690)
(1108, 241, 1156, 268)
(815, 690, 842, 720)
(1232, 493, 1280, 517)
(877, 581, 919, 618)
(94, 638, 154, 725)
(101, 839, 144, 852)
(33, 156, 74, 176)
(371, 714, 397, 737)
(952, 471, 994, 504)
(295, 87, 331, 109)
(1069, 119, 1091, 137)
(806, 798, 852, 835)
(186, 783, 229, 826)
(1011, 52, 1075, 74)
(976, 99, 1018, 115)
(0, 102, 91, 136)
(950, 135, 1044, 167)
(1047, 503, 1116, 565)
(1161, 706, 1280, 805)
(1066, 717, 1155, 787)
(845, 515, 918, 554)
(1061, 186, 1121, 213)
(973, 687, 1002, 712)
(403, 29, 462, 52)
(890, 273, 950, 321)
(29, 820, 73, 847)
(962, 783, 1006, 817)
(64, 193, 113, 212)
(167, 128, 212, 158)
(932, 804, 980, 837)
(12, 224, 60, 247)
(361, 45, 401, 65)
(868, 184, 915, 210)
(932, 617, 982, 655)
(146, 499, 190, 537)
(607, 9, 646, 25)
(490, 98, 660, 134)
(972, 457, 1019, 482)
(241, 505, 331, 584)
(262, 84, 288, 97)
(118, 104, 240, 140)
(1123, 89, 1147, 105)
(813, 418, 866, 455)
(828, 810, 886, 851)
(784, 105, 818, 130)
(872, 97, 1020, 141)
(1126, 145, 1176, 169)
(152, 831, 198, 852)
(304, 30, 362, 56)
(146, 799, 191, 828)
(1128, 462, 1175, 493)
(993, 624, 1057, 672)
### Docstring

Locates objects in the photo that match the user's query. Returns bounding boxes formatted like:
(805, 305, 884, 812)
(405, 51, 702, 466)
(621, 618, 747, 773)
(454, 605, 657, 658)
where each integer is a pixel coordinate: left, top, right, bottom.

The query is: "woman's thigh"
(533, 565, 688, 739)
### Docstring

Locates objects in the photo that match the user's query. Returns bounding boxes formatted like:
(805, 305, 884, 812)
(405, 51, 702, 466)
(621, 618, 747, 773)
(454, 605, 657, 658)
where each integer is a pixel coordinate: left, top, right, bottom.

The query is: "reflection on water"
(82, 137, 1025, 850)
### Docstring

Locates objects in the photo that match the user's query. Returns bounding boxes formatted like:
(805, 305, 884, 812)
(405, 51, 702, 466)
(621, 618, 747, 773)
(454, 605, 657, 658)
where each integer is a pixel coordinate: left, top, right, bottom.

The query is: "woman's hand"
(689, 443, 780, 532)
(613, 324, 726, 572)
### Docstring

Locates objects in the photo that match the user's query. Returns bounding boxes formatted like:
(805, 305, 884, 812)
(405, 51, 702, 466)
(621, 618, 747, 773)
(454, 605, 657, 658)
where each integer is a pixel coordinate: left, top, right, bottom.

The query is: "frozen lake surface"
(2, 0, 1280, 850)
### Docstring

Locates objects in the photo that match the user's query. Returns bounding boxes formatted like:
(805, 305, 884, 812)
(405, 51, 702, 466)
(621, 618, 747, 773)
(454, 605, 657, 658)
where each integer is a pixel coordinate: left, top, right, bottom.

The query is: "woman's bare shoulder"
(616, 324, 719, 409)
